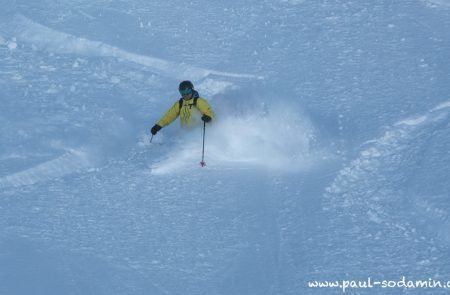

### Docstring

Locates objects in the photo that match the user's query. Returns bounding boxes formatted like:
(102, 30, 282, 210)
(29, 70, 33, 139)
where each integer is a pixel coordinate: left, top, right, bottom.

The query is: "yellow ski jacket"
(157, 91, 215, 128)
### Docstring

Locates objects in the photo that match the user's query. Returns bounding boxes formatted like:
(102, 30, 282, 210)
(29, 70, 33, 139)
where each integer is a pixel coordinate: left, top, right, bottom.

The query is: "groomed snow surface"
(1, 0, 450, 294)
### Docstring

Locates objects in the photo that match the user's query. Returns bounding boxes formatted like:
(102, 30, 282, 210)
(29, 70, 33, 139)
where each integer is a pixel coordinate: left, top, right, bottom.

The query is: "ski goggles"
(179, 88, 193, 96)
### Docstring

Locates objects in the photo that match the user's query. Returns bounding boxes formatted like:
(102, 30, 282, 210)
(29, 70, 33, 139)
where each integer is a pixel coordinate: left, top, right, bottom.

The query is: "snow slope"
(1, 0, 450, 294)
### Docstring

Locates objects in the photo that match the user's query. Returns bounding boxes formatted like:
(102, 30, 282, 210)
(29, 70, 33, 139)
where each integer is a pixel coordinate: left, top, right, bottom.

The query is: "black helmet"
(179, 80, 194, 91)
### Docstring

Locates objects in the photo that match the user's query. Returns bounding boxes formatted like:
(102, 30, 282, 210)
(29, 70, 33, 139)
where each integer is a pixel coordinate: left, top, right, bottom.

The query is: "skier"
(150, 81, 215, 136)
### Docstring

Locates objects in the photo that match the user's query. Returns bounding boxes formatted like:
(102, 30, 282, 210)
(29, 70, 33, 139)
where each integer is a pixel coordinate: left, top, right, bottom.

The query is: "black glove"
(151, 124, 162, 135)
(201, 114, 212, 123)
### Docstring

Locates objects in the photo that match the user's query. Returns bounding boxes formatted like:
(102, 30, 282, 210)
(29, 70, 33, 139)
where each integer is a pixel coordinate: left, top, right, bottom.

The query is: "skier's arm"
(196, 98, 215, 120)
(157, 101, 181, 128)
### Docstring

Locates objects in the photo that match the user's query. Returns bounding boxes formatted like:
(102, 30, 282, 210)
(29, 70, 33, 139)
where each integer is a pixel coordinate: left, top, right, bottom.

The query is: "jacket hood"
(192, 90, 200, 99)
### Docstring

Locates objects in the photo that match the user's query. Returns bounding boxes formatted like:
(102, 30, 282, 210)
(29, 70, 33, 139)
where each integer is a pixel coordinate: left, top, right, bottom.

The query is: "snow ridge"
(4, 14, 263, 81)
(0, 149, 91, 189)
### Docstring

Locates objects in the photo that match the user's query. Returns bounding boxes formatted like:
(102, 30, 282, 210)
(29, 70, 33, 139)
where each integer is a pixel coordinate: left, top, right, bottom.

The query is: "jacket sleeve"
(196, 98, 215, 119)
(157, 101, 180, 127)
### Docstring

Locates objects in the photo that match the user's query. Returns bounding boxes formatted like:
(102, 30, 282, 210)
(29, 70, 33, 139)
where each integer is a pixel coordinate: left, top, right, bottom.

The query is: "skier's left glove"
(201, 115, 212, 123)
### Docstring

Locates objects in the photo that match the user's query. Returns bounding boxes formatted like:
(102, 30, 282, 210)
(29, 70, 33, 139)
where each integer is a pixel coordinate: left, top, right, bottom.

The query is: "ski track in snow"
(325, 99, 450, 244)
(0, 148, 91, 189)
(426, 0, 450, 7)
(327, 99, 450, 195)
(3, 14, 263, 81)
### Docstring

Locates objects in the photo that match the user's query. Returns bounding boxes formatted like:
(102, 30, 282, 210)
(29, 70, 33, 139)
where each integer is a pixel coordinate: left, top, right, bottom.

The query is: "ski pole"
(150, 134, 154, 144)
(200, 121, 206, 167)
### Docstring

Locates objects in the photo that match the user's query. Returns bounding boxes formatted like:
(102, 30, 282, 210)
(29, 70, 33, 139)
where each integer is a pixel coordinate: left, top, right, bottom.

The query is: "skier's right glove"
(201, 114, 212, 123)
(151, 124, 162, 135)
